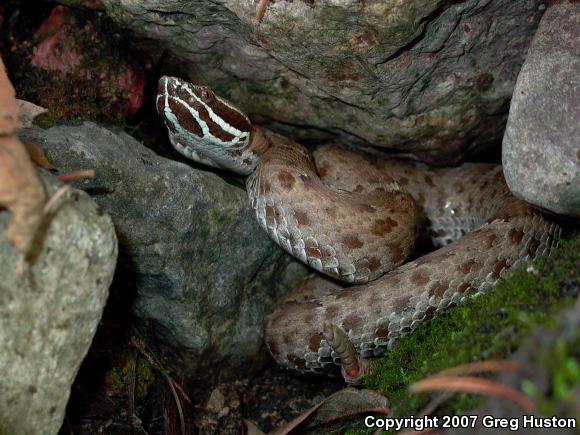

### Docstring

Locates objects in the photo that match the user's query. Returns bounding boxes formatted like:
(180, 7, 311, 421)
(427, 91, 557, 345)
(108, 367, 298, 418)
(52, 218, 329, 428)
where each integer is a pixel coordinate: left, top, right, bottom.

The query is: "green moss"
(32, 111, 74, 129)
(210, 208, 233, 227)
(349, 237, 579, 432)
(522, 334, 580, 417)
(104, 352, 155, 400)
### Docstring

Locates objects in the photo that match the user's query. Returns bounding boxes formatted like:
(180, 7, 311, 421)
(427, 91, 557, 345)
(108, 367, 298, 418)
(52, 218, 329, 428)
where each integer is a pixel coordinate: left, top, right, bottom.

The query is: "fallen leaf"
(23, 141, 55, 170)
(270, 388, 389, 435)
(0, 55, 47, 255)
(0, 136, 46, 253)
(434, 360, 520, 377)
(0, 57, 21, 135)
(244, 420, 266, 435)
(16, 99, 48, 128)
(256, 0, 269, 22)
(409, 376, 536, 413)
(56, 169, 95, 182)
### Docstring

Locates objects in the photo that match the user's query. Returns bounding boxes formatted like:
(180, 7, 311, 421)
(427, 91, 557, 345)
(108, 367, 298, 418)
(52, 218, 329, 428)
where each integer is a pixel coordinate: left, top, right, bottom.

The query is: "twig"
(43, 170, 95, 214)
(256, 0, 269, 22)
(130, 335, 189, 435)
(43, 185, 71, 213)
(409, 376, 536, 413)
(130, 336, 191, 403)
(56, 169, 95, 182)
(397, 360, 525, 421)
(417, 391, 454, 418)
(129, 352, 137, 420)
(433, 360, 520, 377)
(166, 373, 186, 435)
(0, 55, 47, 258)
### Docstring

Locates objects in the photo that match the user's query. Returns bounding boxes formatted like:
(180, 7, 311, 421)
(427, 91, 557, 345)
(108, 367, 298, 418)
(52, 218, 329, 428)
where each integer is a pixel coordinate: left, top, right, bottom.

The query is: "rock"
(28, 5, 145, 121)
(20, 122, 307, 378)
(63, 0, 545, 163)
(0, 173, 117, 435)
(502, 1, 580, 218)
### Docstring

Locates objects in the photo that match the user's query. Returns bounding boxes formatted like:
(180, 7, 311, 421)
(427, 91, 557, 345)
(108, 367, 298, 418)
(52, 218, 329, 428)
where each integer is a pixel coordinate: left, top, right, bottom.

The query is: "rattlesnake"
(156, 76, 561, 383)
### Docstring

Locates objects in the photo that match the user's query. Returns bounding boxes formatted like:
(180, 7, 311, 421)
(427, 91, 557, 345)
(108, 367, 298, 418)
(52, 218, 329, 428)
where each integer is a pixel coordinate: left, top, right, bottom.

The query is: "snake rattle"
(156, 76, 561, 384)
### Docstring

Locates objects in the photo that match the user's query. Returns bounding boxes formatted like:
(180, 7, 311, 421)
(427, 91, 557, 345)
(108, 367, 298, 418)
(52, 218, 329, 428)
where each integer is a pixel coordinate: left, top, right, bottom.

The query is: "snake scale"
(156, 76, 561, 383)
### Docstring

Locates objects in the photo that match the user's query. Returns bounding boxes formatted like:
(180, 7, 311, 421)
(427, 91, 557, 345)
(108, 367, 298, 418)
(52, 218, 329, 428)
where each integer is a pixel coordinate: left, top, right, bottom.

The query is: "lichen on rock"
(0, 172, 117, 435)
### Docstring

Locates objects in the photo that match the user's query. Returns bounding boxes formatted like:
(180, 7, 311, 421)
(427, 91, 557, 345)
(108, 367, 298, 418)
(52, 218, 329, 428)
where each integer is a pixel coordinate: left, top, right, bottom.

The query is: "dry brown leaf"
(16, 99, 48, 128)
(269, 388, 389, 435)
(56, 169, 95, 182)
(0, 57, 21, 135)
(0, 55, 47, 255)
(0, 136, 46, 253)
(256, 0, 269, 22)
(23, 141, 55, 170)
(434, 360, 520, 377)
(244, 420, 266, 435)
(409, 376, 536, 413)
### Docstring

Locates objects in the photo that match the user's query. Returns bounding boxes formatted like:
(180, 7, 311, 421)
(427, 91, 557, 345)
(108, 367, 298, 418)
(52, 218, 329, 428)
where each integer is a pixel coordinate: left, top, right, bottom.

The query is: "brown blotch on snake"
(527, 238, 541, 257)
(429, 281, 449, 297)
(410, 270, 430, 286)
(459, 259, 478, 274)
(494, 259, 508, 276)
(295, 210, 310, 225)
(344, 236, 364, 249)
(371, 217, 399, 236)
(277, 171, 296, 190)
(309, 335, 322, 352)
(375, 327, 388, 338)
(306, 247, 322, 258)
(325, 206, 338, 218)
(485, 233, 498, 248)
(457, 282, 471, 293)
(368, 257, 381, 272)
(157, 76, 562, 382)
(287, 354, 306, 370)
(324, 304, 341, 318)
(508, 229, 525, 244)
(343, 313, 363, 331)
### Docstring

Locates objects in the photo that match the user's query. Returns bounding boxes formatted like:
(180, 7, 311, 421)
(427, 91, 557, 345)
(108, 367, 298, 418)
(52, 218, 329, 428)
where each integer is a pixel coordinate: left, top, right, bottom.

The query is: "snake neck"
(247, 126, 275, 164)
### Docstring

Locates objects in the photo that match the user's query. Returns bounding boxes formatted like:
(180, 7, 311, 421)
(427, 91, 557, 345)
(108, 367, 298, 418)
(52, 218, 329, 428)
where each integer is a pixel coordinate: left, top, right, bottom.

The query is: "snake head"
(157, 76, 256, 174)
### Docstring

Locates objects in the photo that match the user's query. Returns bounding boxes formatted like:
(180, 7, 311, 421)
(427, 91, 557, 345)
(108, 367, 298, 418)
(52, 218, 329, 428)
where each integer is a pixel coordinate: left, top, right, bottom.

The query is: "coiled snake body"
(157, 76, 561, 383)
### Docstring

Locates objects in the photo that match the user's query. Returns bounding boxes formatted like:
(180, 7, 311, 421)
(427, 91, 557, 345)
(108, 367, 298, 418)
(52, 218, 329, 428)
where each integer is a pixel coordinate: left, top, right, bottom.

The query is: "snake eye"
(199, 88, 214, 103)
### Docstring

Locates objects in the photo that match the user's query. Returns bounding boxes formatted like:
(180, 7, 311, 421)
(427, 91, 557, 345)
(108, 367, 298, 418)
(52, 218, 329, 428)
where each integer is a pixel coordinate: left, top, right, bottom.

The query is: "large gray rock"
(60, 0, 545, 164)
(502, 1, 580, 218)
(0, 173, 117, 435)
(21, 122, 306, 378)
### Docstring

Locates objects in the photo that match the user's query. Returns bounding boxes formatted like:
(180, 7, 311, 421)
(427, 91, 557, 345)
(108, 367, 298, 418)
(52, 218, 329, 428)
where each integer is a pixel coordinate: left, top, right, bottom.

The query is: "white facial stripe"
(180, 84, 248, 138)
(216, 95, 251, 125)
(158, 77, 257, 175)
(161, 89, 247, 149)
